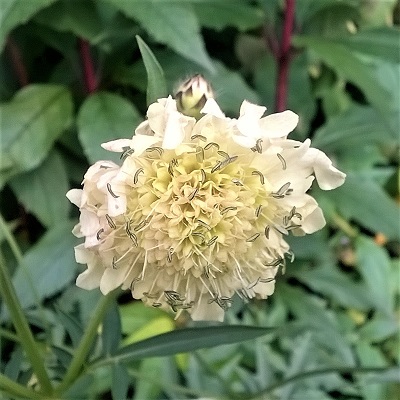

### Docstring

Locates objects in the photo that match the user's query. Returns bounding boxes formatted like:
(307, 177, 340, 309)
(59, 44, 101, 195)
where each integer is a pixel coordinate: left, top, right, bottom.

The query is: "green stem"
(55, 291, 116, 395)
(0, 214, 23, 264)
(0, 214, 48, 331)
(0, 253, 53, 394)
(0, 373, 42, 400)
(0, 327, 20, 343)
(331, 212, 359, 238)
(233, 366, 392, 400)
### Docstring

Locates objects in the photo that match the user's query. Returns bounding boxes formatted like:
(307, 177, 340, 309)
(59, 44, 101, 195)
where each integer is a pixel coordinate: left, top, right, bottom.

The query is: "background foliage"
(0, 0, 399, 399)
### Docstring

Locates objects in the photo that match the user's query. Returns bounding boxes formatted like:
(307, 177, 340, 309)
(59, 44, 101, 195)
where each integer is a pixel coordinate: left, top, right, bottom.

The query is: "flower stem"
(0, 253, 53, 395)
(55, 291, 117, 394)
(332, 212, 359, 238)
(0, 327, 20, 343)
(275, 0, 296, 112)
(79, 38, 97, 93)
(0, 373, 42, 400)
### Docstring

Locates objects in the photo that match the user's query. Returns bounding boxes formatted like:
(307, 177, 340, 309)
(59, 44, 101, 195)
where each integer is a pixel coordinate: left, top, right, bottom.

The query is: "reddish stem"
(79, 38, 97, 93)
(275, 0, 296, 112)
(6, 37, 29, 87)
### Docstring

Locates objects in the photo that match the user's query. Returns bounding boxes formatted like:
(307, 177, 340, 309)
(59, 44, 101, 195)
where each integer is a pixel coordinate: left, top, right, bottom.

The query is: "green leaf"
(33, 0, 103, 43)
(136, 35, 167, 105)
(338, 27, 400, 63)
(94, 326, 274, 364)
(0, 84, 73, 187)
(102, 0, 214, 71)
(54, 307, 83, 348)
(133, 358, 163, 400)
(114, 51, 260, 114)
(313, 105, 395, 150)
(291, 262, 371, 310)
(359, 315, 399, 343)
(355, 236, 393, 316)
(292, 36, 392, 127)
(9, 220, 79, 310)
(9, 150, 69, 227)
(102, 300, 122, 356)
(0, 0, 57, 50)
(193, 0, 263, 31)
(77, 92, 142, 163)
(330, 174, 400, 240)
(111, 363, 130, 400)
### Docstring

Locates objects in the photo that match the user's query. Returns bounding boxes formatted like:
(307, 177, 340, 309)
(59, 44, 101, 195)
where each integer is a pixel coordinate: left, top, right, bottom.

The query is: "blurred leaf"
(102, 299, 122, 356)
(115, 51, 260, 114)
(133, 358, 163, 400)
(33, 0, 102, 42)
(292, 35, 392, 127)
(331, 174, 400, 240)
(281, 333, 313, 400)
(8, 220, 79, 310)
(193, 0, 263, 31)
(54, 307, 83, 348)
(96, 326, 274, 364)
(102, 0, 214, 71)
(9, 150, 69, 227)
(0, 0, 56, 50)
(111, 363, 130, 400)
(338, 27, 400, 63)
(359, 315, 399, 343)
(356, 341, 387, 400)
(0, 84, 73, 187)
(313, 105, 395, 150)
(355, 236, 393, 316)
(77, 92, 142, 163)
(136, 35, 167, 105)
(291, 262, 371, 310)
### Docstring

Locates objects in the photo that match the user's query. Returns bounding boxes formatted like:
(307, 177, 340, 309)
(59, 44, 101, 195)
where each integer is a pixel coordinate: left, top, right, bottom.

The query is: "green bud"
(175, 74, 214, 119)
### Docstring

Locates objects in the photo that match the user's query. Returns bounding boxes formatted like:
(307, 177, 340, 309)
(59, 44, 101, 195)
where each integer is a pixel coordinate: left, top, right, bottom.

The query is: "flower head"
(67, 97, 345, 321)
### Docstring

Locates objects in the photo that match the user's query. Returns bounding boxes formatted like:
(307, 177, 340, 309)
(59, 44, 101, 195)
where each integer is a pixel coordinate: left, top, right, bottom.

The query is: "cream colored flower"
(67, 97, 345, 321)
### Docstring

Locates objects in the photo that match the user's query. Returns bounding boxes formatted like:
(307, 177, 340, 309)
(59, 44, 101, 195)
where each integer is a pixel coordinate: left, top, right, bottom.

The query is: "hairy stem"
(0, 373, 42, 400)
(275, 0, 296, 112)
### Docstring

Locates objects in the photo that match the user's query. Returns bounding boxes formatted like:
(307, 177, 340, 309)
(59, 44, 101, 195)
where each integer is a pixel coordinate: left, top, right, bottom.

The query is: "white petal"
(162, 111, 186, 149)
(74, 244, 91, 264)
(232, 134, 256, 148)
(66, 189, 82, 207)
(101, 139, 132, 152)
(100, 266, 128, 294)
(76, 264, 104, 290)
(130, 134, 160, 155)
(301, 206, 326, 233)
(308, 148, 346, 190)
(260, 110, 299, 138)
(239, 100, 266, 119)
(191, 294, 225, 321)
(201, 98, 225, 118)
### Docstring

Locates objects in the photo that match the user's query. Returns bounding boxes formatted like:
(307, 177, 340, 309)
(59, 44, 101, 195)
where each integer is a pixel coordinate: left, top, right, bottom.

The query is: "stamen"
(107, 183, 119, 198)
(252, 170, 265, 185)
(204, 142, 219, 150)
(277, 153, 287, 170)
(191, 134, 207, 141)
(133, 168, 144, 184)
(105, 214, 116, 229)
(246, 233, 260, 242)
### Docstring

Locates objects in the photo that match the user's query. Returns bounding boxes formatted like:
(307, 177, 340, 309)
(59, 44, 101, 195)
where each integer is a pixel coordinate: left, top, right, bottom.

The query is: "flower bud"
(175, 74, 214, 119)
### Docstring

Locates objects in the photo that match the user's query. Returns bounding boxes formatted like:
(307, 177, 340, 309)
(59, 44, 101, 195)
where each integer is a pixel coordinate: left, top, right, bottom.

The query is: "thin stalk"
(55, 291, 116, 394)
(0, 253, 53, 394)
(0, 327, 20, 343)
(79, 38, 97, 93)
(332, 212, 359, 238)
(275, 0, 296, 112)
(0, 214, 49, 338)
(0, 373, 42, 400)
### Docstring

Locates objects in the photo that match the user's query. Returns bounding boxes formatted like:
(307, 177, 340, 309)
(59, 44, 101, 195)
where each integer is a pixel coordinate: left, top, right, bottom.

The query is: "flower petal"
(101, 139, 132, 152)
(259, 110, 299, 138)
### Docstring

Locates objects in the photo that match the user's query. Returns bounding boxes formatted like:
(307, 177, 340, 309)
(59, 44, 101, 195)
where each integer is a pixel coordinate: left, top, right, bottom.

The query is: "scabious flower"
(67, 95, 345, 321)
